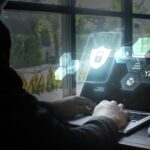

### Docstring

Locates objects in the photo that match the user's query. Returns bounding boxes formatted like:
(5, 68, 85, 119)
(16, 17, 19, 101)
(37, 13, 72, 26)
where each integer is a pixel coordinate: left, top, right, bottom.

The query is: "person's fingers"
(99, 100, 109, 105)
(122, 110, 129, 126)
(85, 105, 92, 114)
(123, 110, 129, 117)
(110, 100, 117, 105)
(78, 105, 92, 115)
(118, 103, 124, 110)
(78, 97, 96, 109)
(73, 97, 94, 114)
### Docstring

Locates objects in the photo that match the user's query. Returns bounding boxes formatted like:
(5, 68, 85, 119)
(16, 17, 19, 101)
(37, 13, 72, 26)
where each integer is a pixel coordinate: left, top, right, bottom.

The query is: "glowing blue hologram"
(76, 32, 122, 83)
(59, 53, 71, 67)
(133, 37, 150, 58)
(55, 67, 66, 80)
(81, 32, 122, 58)
(115, 46, 131, 64)
(67, 60, 80, 74)
(90, 46, 111, 69)
(55, 53, 80, 80)
(76, 55, 90, 84)
(140, 65, 150, 84)
(121, 73, 140, 91)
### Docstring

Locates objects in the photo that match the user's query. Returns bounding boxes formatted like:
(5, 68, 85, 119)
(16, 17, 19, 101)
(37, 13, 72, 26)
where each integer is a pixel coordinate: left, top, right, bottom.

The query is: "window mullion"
(122, 0, 133, 56)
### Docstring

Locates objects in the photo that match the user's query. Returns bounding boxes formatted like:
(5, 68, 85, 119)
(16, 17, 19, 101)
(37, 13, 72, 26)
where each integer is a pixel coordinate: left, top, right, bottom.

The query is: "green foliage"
(133, 0, 145, 12)
(11, 34, 45, 68)
(17, 66, 62, 95)
(111, 0, 121, 11)
(10, 35, 25, 67)
(46, 66, 55, 91)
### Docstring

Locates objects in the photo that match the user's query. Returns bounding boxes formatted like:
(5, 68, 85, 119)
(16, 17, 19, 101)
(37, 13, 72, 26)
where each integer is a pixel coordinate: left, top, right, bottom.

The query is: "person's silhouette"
(0, 1, 128, 150)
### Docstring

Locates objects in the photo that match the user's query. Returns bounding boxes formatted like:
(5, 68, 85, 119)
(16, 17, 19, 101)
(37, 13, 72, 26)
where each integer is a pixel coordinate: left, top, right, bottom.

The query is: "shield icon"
(90, 46, 111, 69)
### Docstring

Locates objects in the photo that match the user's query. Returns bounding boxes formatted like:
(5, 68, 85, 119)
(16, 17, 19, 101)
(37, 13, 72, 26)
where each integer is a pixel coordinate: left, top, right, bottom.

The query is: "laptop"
(68, 48, 150, 134)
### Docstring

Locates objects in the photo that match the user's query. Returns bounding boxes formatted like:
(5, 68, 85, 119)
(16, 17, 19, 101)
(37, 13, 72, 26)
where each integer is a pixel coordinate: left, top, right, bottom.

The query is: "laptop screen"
(78, 36, 150, 112)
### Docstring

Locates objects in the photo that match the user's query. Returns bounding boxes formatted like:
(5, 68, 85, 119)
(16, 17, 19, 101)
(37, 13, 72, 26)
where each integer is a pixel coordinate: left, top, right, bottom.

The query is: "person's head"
(0, 0, 10, 68)
(0, 0, 8, 14)
(0, 21, 11, 67)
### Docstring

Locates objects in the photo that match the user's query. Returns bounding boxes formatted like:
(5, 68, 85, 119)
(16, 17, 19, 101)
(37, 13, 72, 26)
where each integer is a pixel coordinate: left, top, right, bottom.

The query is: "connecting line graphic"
(55, 53, 79, 80)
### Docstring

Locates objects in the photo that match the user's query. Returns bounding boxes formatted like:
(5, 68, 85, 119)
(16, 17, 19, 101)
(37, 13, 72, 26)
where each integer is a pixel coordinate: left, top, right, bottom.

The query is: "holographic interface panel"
(79, 35, 150, 111)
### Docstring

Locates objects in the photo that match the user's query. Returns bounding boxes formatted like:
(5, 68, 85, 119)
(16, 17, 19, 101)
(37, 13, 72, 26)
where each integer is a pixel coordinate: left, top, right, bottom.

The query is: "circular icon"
(126, 77, 134, 86)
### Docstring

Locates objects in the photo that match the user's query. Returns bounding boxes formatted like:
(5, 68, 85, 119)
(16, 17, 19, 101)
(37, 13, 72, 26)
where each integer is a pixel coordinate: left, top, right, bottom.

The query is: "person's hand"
(51, 96, 96, 119)
(92, 100, 128, 129)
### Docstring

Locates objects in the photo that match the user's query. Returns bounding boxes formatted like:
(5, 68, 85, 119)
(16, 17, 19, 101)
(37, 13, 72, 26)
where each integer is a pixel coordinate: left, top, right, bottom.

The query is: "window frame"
(4, 0, 150, 96)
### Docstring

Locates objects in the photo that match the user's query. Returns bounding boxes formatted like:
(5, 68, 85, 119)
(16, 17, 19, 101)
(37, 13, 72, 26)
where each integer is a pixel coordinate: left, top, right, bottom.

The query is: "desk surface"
(67, 117, 150, 149)
(118, 124, 150, 150)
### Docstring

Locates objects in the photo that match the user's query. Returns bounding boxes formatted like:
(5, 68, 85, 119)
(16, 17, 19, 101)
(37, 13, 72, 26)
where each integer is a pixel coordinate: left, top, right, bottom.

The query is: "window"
(9, 0, 62, 5)
(2, 10, 70, 101)
(76, 0, 121, 11)
(3, 0, 150, 101)
(133, 19, 150, 57)
(133, 0, 150, 15)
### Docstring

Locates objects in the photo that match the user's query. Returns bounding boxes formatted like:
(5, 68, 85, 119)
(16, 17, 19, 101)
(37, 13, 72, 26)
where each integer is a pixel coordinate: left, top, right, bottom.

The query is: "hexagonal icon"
(55, 53, 80, 80)
(140, 65, 150, 83)
(59, 53, 71, 67)
(133, 37, 150, 58)
(121, 73, 141, 91)
(127, 58, 146, 73)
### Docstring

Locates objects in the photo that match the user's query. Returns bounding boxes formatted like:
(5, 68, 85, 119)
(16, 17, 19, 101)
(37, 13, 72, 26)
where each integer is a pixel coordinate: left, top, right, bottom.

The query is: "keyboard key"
(129, 112, 149, 121)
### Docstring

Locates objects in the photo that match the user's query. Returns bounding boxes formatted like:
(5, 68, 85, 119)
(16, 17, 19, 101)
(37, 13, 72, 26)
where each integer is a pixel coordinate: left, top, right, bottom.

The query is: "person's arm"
(69, 116, 118, 150)
(20, 103, 118, 150)
(39, 96, 96, 119)
(18, 96, 128, 150)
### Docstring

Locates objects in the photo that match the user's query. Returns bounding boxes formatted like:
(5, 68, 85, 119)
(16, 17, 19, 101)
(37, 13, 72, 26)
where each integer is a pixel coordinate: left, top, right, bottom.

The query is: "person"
(0, 1, 128, 150)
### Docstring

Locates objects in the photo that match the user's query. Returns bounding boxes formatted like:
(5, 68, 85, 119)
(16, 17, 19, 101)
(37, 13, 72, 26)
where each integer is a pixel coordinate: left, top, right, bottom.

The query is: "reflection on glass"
(133, 0, 150, 15)
(115, 46, 131, 64)
(133, 37, 150, 57)
(76, 0, 121, 11)
(2, 10, 67, 101)
(133, 19, 150, 57)
(55, 53, 79, 80)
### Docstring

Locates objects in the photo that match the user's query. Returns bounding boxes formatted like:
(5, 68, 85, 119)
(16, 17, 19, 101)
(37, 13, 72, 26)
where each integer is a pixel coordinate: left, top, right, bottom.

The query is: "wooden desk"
(118, 124, 150, 150)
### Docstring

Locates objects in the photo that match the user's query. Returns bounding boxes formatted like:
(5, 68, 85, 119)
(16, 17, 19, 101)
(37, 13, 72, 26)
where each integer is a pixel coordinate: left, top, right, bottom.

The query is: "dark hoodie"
(0, 20, 118, 150)
(0, 21, 11, 67)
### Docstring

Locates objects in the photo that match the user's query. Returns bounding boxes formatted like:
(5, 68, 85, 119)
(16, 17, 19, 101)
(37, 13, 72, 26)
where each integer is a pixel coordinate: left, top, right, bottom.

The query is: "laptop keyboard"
(129, 112, 149, 122)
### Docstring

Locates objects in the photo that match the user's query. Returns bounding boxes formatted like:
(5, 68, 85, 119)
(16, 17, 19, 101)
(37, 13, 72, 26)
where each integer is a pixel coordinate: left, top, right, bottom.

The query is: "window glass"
(9, 0, 64, 5)
(76, 0, 121, 11)
(75, 15, 122, 95)
(133, 19, 150, 57)
(2, 11, 70, 102)
(133, 0, 150, 15)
